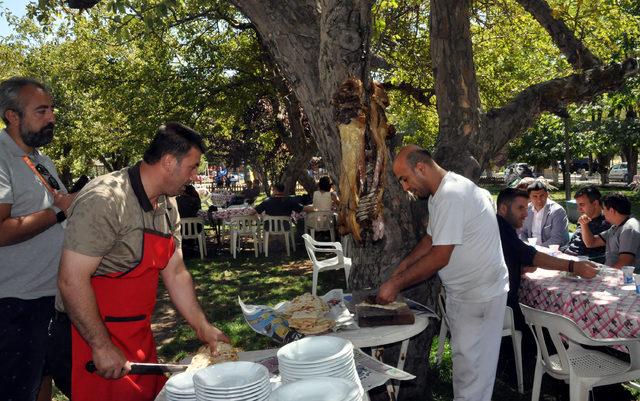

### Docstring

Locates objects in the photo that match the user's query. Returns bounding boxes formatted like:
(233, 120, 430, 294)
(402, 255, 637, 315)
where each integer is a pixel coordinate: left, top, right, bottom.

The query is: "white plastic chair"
(304, 211, 335, 242)
(436, 289, 524, 394)
(340, 234, 353, 258)
(180, 217, 207, 259)
(262, 215, 296, 257)
(302, 234, 351, 295)
(228, 215, 261, 258)
(520, 303, 640, 401)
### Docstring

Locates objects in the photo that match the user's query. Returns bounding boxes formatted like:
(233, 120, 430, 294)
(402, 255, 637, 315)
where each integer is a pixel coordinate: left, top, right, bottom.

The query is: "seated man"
(176, 184, 201, 218)
(252, 183, 303, 229)
(497, 188, 597, 329)
(241, 180, 261, 204)
(519, 180, 569, 247)
(581, 193, 640, 269)
(562, 186, 610, 263)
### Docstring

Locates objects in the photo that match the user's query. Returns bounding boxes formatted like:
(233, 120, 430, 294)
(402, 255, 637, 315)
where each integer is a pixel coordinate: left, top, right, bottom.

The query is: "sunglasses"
(35, 163, 60, 191)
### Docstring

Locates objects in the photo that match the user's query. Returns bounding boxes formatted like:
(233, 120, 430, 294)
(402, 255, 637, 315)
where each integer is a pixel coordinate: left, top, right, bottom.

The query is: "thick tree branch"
(382, 82, 434, 106)
(516, 0, 600, 70)
(479, 58, 639, 164)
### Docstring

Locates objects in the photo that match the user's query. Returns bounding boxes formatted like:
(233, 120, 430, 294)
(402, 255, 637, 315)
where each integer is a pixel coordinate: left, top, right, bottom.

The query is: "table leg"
(371, 340, 408, 401)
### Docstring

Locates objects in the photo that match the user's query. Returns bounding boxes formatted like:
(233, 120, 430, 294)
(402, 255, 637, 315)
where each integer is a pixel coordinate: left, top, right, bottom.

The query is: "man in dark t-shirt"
(562, 186, 610, 263)
(496, 188, 597, 329)
(252, 183, 303, 230)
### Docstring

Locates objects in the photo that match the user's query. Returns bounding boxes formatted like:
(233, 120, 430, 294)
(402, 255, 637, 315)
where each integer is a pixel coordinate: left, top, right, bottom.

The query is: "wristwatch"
(51, 206, 66, 223)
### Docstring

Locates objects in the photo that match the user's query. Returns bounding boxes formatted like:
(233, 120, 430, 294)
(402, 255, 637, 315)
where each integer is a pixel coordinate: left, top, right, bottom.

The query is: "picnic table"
(520, 264, 640, 342)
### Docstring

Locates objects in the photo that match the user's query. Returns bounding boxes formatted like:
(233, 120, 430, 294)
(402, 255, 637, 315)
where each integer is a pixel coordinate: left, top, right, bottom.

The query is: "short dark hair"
(602, 193, 631, 215)
(574, 186, 601, 203)
(318, 176, 332, 192)
(405, 148, 434, 169)
(0, 77, 51, 125)
(143, 122, 206, 164)
(497, 188, 529, 209)
(273, 183, 285, 193)
(527, 180, 548, 194)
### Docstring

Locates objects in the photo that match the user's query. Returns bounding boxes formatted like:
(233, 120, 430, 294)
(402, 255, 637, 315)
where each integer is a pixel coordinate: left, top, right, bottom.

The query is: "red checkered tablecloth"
(520, 267, 640, 341)
(209, 191, 236, 206)
(209, 207, 255, 221)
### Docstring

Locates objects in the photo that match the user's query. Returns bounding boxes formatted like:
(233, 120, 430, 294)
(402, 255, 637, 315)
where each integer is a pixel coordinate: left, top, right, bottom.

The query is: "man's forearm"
(391, 247, 449, 290)
(165, 268, 210, 333)
(0, 208, 58, 246)
(398, 235, 433, 271)
(59, 275, 112, 350)
(533, 252, 570, 271)
(580, 224, 597, 247)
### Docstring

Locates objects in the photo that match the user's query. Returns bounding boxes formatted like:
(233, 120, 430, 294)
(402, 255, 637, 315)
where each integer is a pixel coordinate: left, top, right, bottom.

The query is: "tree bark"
(478, 59, 639, 177)
(231, 2, 435, 398)
(516, 0, 600, 70)
(430, 0, 483, 178)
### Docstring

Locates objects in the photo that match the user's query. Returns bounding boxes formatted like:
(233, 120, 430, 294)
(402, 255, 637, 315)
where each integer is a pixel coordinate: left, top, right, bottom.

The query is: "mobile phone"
(69, 175, 89, 193)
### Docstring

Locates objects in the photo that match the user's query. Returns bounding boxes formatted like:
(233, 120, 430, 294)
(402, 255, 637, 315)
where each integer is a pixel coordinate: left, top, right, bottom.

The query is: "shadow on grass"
(152, 246, 347, 362)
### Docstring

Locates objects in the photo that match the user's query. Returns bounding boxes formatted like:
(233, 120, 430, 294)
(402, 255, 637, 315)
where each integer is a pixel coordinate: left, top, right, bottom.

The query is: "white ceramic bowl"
(193, 361, 269, 391)
(269, 377, 361, 401)
(277, 336, 353, 365)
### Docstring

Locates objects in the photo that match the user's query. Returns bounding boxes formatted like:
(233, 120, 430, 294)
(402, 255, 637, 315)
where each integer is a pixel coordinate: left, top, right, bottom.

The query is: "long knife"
(85, 361, 188, 375)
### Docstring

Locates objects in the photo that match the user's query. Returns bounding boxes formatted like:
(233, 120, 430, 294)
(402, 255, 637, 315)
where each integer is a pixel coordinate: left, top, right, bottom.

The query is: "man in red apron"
(51, 122, 228, 401)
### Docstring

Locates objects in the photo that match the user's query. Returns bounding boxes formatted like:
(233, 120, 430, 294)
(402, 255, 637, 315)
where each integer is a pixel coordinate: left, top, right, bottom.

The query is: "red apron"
(71, 229, 175, 401)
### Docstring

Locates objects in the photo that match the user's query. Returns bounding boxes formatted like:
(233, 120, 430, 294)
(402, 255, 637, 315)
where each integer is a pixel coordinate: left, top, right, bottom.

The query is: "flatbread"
(356, 300, 406, 311)
(284, 293, 335, 334)
(283, 293, 329, 318)
(187, 343, 241, 371)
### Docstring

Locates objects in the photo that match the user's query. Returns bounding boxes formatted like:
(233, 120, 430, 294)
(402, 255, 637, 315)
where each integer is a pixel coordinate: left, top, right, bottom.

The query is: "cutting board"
(355, 296, 415, 327)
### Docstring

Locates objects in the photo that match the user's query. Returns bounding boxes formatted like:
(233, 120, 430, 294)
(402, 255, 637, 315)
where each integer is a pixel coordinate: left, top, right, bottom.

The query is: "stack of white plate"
(277, 336, 359, 386)
(193, 361, 271, 401)
(269, 378, 361, 401)
(165, 371, 197, 401)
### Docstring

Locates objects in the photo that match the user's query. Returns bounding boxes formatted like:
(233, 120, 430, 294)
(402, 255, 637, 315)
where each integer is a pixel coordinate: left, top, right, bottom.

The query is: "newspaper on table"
(238, 289, 357, 344)
(238, 289, 419, 391)
(246, 348, 414, 392)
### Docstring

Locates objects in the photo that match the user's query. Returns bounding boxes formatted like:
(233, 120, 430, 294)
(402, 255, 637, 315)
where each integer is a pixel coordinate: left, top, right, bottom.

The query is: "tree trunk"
(430, 0, 482, 177)
(597, 153, 611, 185)
(231, 2, 436, 397)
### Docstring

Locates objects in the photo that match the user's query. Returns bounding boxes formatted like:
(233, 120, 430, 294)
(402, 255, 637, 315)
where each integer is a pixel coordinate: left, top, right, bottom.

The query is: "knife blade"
(85, 361, 189, 375)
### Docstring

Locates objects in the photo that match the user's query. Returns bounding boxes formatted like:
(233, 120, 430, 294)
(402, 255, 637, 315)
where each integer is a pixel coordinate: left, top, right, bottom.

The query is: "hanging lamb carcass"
(333, 78, 395, 243)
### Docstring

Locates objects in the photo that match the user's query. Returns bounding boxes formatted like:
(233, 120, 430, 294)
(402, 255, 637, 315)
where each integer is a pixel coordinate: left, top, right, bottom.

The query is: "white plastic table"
(156, 314, 429, 401)
(331, 313, 429, 400)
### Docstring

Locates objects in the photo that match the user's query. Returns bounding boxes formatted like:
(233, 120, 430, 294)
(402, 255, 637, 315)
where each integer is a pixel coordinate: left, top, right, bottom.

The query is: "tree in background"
(6, 0, 640, 398)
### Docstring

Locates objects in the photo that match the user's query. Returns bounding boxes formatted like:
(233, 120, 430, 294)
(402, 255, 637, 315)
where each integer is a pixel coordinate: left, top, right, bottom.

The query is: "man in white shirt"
(377, 145, 509, 401)
(519, 180, 569, 246)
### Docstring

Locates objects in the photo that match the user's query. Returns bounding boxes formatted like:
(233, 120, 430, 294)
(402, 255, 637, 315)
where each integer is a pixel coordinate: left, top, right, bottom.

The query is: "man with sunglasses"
(0, 77, 75, 401)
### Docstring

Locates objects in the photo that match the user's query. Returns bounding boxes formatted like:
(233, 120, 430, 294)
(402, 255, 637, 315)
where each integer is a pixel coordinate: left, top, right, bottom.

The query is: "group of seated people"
(497, 179, 640, 330)
(175, 177, 339, 249)
(250, 177, 339, 231)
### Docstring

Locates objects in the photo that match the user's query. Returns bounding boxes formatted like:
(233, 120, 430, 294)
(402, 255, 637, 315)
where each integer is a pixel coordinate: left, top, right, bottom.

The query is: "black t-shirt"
(497, 214, 537, 309)
(562, 215, 610, 263)
(254, 196, 304, 216)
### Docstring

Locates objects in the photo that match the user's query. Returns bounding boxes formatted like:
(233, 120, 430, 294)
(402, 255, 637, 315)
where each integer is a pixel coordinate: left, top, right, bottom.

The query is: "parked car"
(609, 163, 640, 182)
(570, 158, 599, 173)
(503, 163, 534, 183)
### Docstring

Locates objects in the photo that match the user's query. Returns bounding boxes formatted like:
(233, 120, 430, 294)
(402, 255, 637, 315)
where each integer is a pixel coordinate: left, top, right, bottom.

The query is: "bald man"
(377, 145, 509, 401)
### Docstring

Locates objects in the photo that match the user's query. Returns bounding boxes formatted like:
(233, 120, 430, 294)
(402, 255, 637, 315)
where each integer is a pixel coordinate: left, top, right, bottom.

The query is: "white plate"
(194, 380, 270, 396)
(195, 386, 270, 401)
(281, 370, 358, 384)
(278, 357, 353, 371)
(193, 361, 269, 391)
(269, 378, 361, 401)
(166, 371, 197, 394)
(279, 365, 356, 379)
(277, 337, 353, 365)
